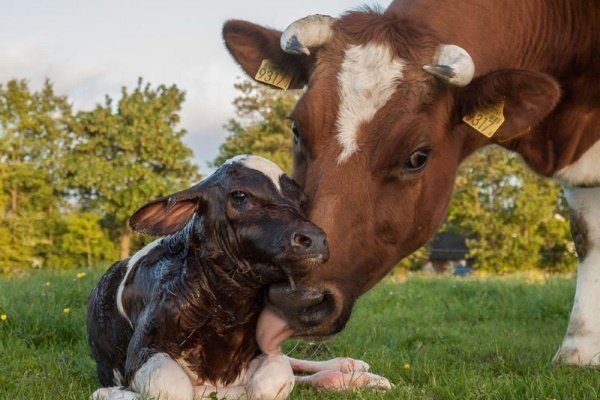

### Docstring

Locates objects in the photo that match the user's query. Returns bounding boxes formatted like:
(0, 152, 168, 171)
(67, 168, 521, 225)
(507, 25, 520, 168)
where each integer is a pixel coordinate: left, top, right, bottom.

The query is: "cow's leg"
(130, 353, 195, 400)
(554, 186, 600, 365)
(285, 356, 370, 373)
(296, 370, 392, 391)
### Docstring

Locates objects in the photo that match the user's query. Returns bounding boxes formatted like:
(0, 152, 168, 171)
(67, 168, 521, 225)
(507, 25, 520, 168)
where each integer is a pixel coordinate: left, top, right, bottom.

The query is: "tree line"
(0, 78, 575, 273)
(0, 79, 198, 272)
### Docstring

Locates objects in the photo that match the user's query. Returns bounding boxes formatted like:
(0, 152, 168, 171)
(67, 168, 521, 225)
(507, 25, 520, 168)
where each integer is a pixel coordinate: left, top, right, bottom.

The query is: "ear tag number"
(463, 101, 505, 138)
(255, 59, 293, 90)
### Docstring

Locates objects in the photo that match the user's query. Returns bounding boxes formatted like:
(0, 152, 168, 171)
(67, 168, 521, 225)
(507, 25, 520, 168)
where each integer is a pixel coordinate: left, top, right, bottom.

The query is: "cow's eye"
(291, 121, 300, 146)
(406, 149, 431, 171)
(230, 191, 248, 205)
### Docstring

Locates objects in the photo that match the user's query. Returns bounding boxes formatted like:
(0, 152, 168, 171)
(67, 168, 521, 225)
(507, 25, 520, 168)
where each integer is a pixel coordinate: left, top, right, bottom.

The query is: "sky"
(0, 0, 391, 173)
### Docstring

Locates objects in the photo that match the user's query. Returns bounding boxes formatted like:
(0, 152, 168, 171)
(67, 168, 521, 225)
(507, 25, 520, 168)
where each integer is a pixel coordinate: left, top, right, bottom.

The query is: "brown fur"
(223, 0, 599, 337)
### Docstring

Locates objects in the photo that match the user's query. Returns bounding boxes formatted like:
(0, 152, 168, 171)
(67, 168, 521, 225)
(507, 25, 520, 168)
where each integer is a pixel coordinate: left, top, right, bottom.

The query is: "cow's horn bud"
(423, 44, 475, 87)
(280, 14, 336, 56)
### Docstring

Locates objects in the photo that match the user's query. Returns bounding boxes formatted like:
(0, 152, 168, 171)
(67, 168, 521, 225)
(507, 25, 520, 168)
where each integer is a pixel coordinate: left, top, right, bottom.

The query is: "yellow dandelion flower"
(1, 314, 7, 321)
(403, 363, 411, 370)
(63, 308, 71, 314)
(76, 272, 87, 279)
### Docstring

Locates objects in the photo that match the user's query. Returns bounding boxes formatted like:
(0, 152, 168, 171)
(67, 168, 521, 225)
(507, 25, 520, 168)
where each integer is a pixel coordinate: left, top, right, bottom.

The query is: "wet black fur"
(87, 160, 327, 387)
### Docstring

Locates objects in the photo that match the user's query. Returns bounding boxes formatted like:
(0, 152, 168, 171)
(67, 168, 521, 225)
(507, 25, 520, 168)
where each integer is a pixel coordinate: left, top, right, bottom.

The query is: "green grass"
(1, 269, 598, 400)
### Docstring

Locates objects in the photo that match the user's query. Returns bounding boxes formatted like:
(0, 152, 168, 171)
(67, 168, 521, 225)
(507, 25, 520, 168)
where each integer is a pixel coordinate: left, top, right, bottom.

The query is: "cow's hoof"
(553, 339, 600, 366)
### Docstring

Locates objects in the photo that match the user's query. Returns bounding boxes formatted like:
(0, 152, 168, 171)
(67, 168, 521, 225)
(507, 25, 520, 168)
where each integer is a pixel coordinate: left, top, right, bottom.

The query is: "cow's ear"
(223, 20, 313, 89)
(456, 70, 561, 142)
(129, 184, 206, 236)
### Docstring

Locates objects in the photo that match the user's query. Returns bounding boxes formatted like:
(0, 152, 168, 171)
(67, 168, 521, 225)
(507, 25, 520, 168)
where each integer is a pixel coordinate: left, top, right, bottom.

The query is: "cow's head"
(223, 9, 560, 338)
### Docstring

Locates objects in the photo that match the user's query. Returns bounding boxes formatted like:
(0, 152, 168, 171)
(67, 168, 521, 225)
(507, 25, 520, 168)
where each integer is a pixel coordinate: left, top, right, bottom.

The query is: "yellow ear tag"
(463, 101, 505, 138)
(255, 59, 293, 90)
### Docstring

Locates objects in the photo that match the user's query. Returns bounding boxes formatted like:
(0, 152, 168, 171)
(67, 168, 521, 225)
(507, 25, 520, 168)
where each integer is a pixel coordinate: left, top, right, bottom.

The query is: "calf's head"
(223, 9, 561, 336)
(129, 155, 328, 284)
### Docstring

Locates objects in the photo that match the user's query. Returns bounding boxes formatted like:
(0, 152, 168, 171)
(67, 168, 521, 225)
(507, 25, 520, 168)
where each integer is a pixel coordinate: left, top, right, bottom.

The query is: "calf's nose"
(291, 229, 329, 260)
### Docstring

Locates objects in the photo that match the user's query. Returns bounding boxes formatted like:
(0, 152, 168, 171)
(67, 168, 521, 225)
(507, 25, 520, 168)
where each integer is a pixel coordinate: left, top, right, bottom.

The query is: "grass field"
(1, 269, 599, 400)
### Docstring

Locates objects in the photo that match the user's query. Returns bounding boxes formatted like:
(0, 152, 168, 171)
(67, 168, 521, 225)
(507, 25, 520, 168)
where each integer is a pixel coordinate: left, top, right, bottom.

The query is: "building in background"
(422, 231, 471, 275)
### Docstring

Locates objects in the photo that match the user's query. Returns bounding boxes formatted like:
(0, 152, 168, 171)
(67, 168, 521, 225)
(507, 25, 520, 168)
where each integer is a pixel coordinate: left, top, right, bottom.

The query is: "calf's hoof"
(298, 370, 393, 391)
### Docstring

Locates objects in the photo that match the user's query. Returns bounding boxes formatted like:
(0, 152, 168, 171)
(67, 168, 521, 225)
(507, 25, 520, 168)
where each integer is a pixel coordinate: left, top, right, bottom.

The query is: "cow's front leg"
(130, 353, 195, 400)
(554, 186, 600, 365)
(286, 356, 370, 373)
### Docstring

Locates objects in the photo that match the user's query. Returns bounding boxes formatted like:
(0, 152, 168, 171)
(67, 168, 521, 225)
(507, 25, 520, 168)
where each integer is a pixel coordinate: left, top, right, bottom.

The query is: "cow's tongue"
(256, 306, 294, 356)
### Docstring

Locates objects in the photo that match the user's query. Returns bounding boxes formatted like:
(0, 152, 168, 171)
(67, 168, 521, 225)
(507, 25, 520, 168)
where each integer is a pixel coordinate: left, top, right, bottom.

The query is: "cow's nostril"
(293, 233, 313, 249)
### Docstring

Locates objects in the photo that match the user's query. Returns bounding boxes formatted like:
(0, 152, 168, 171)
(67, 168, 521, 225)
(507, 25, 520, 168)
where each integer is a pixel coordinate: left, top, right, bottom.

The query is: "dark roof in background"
(429, 231, 469, 261)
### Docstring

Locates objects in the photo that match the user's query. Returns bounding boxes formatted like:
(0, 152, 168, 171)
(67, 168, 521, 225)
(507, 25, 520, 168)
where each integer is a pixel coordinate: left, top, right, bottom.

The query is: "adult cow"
(223, 0, 599, 365)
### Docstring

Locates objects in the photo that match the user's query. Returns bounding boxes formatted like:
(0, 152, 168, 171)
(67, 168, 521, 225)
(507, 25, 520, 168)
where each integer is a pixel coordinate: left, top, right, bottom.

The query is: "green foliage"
(445, 147, 574, 272)
(68, 79, 199, 257)
(213, 80, 299, 172)
(0, 80, 73, 270)
(0, 78, 200, 271)
(53, 212, 117, 268)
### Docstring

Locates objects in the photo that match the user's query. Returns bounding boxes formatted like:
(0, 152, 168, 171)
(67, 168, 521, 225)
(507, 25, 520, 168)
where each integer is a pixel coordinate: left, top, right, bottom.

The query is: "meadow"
(1, 269, 598, 400)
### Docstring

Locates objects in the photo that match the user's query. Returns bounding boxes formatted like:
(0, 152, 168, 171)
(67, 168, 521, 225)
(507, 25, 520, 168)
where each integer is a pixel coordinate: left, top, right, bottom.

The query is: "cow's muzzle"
(266, 283, 345, 336)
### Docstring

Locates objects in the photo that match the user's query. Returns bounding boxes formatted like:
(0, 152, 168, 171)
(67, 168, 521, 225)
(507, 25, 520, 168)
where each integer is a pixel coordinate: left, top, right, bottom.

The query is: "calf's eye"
(406, 149, 431, 171)
(230, 191, 248, 205)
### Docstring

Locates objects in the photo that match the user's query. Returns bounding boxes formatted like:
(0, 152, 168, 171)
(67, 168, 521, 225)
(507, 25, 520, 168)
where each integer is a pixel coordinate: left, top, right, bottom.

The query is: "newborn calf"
(87, 155, 329, 400)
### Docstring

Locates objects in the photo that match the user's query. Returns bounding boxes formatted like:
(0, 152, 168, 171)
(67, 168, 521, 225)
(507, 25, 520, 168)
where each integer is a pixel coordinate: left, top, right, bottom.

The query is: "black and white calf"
(87, 155, 390, 400)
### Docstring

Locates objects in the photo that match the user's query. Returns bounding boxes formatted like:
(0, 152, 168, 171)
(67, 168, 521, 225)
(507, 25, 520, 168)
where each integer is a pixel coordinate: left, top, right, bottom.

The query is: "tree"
(213, 80, 299, 172)
(54, 212, 117, 268)
(68, 79, 200, 258)
(0, 80, 73, 270)
(444, 147, 574, 272)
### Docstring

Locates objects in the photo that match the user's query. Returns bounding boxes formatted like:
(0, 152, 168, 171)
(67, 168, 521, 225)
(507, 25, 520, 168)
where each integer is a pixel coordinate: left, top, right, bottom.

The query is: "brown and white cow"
(223, 0, 600, 365)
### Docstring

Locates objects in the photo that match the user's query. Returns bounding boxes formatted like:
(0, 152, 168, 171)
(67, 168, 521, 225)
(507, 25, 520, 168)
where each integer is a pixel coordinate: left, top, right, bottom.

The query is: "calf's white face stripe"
(116, 239, 162, 326)
(336, 43, 405, 163)
(225, 154, 285, 191)
(555, 140, 600, 186)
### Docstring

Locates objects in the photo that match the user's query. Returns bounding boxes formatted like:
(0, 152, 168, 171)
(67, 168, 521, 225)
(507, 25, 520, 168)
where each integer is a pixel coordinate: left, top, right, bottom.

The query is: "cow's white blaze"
(116, 239, 163, 326)
(336, 43, 405, 163)
(226, 154, 284, 191)
(555, 140, 600, 186)
(555, 186, 600, 365)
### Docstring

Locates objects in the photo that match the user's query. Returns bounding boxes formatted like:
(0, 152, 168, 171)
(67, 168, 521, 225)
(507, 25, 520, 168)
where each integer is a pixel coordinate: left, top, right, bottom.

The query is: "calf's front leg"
(554, 186, 600, 365)
(196, 354, 294, 400)
(130, 353, 195, 400)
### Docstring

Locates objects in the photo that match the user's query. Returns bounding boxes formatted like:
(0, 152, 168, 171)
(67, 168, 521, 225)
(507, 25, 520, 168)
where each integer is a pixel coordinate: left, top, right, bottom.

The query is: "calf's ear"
(223, 20, 313, 89)
(455, 69, 561, 142)
(129, 184, 205, 236)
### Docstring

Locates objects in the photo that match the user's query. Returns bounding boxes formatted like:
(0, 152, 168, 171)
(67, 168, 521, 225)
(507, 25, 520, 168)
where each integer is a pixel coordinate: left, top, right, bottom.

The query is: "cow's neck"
(390, 0, 597, 75)
(391, 0, 599, 181)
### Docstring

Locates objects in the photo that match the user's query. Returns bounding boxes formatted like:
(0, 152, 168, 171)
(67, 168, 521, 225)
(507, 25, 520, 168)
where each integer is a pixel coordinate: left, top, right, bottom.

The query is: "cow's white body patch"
(555, 186, 600, 365)
(116, 239, 162, 326)
(226, 154, 285, 191)
(554, 140, 600, 186)
(336, 43, 405, 163)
